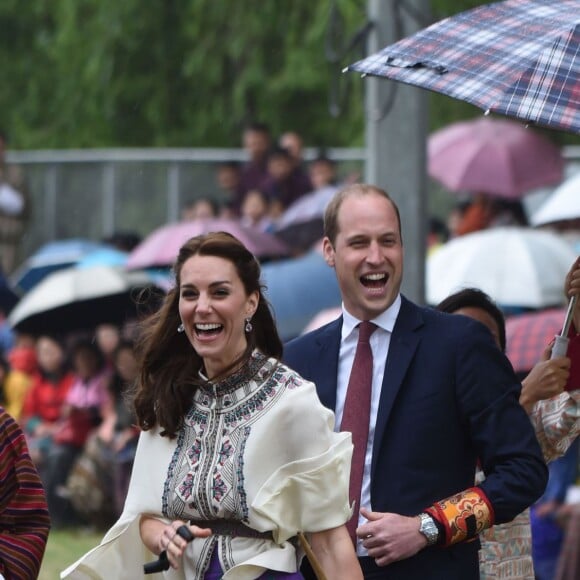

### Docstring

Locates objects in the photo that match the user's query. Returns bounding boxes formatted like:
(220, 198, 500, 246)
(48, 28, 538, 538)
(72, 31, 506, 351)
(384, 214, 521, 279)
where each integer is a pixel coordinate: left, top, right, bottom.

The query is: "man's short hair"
(323, 183, 402, 246)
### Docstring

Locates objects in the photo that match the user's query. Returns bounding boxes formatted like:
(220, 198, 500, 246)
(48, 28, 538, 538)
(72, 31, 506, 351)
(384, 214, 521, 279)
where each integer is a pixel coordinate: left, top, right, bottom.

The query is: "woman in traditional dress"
(62, 231, 361, 580)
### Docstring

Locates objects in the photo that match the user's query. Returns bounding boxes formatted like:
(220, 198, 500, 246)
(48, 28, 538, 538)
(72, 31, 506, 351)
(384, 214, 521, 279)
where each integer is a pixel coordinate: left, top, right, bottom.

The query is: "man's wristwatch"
(418, 512, 439, 546)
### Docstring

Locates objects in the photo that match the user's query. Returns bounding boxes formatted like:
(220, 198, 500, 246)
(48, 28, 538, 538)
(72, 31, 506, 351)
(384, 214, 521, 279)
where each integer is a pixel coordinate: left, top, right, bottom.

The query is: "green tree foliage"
(1, 0, 366, 148)
(3, 1, 567, 149)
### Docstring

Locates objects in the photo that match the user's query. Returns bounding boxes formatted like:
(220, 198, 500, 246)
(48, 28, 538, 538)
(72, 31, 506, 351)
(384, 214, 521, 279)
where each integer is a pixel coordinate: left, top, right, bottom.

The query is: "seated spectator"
(240, 189, 274, 232)
(21, 334, 75, 473)
(43, 339, 112, 528)
(94, 323, 121, 371)
(239, 122, 272, 197)
(180, 197, 219, 221)
(262, 146, 312, 218)
(0, 405, 51, 579)
(65, 340, 140, 528)
(279, 130, 312, 192)
(279, 131, 306, 168)
(214, 161, 243, 216)
(308, 153, 338, 192)
(3, 332, 37, 420)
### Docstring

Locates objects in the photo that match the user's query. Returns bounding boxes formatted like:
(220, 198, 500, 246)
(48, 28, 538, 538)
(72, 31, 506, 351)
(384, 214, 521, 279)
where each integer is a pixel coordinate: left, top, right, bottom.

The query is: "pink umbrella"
(126, 218, 289, 270)
(428, 117, 564, 199)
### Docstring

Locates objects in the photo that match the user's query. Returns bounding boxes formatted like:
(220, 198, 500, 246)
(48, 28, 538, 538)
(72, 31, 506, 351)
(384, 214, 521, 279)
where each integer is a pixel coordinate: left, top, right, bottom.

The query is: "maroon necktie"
(341, 320, 377, 545)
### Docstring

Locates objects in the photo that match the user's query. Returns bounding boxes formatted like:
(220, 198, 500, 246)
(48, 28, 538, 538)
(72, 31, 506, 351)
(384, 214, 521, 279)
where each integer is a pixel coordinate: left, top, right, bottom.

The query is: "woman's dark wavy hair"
(133, 231, 283, 438)
(436, 287, 506, 352)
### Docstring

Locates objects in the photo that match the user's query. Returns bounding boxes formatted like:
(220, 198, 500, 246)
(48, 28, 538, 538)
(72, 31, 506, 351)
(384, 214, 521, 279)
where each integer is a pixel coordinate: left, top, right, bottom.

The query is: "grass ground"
(39, 528, 103, 580)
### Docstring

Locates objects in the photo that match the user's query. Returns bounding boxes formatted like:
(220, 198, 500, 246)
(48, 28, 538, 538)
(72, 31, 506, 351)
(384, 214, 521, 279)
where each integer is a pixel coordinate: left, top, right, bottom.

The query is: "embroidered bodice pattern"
(163, 352, 302, 524)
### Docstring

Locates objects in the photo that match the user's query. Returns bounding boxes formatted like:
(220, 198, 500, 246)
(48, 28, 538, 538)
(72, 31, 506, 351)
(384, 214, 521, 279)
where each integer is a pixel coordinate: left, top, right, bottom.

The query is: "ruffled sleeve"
(252, 432, 352, 544)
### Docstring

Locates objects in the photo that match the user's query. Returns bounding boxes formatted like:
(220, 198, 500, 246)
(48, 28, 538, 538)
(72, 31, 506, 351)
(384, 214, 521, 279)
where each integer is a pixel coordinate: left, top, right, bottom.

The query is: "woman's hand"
(520, 348, 570, 413)
(140, 516, 212, 570)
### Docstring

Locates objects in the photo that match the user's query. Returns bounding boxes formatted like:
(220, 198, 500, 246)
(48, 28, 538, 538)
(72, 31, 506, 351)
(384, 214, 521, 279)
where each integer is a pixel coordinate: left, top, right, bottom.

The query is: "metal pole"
(45, 166, 58, 240)
(102, 163, 116, 236)
(167, 162, 181, 222)
(365, 0, 430, 304)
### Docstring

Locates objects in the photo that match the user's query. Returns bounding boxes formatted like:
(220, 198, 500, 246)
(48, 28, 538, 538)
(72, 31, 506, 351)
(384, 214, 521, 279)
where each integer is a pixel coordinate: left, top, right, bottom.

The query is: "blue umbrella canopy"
(76, 247, 128, 269)
(10, 238, 108, 293)
(261, 250, 341, 341)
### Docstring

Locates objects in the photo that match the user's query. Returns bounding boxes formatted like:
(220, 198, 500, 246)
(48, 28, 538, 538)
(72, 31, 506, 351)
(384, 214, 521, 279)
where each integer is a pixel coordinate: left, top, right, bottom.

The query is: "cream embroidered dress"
(61, 352, 352, 580)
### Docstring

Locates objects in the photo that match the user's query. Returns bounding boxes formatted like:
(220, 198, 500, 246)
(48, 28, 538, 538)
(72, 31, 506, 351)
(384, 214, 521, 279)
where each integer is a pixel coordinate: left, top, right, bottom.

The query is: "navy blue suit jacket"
(284, 296, 547, 580)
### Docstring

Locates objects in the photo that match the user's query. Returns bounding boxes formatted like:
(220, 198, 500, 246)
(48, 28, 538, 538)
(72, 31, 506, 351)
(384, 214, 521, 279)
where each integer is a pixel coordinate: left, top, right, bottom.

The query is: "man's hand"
(356, 508, 428, 567)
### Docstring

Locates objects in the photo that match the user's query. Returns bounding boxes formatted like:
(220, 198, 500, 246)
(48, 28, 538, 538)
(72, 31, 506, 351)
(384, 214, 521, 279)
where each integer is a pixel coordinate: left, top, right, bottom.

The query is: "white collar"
(341, 294, 401, 341)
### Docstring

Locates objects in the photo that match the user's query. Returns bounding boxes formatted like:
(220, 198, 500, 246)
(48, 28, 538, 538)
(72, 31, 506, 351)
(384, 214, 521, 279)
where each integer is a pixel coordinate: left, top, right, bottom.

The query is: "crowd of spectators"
(0, 323, 139, 532)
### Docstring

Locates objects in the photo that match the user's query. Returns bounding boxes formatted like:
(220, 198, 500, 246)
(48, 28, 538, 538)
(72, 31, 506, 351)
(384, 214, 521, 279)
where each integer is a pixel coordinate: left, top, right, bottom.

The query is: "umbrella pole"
(551, 295, 579, 358)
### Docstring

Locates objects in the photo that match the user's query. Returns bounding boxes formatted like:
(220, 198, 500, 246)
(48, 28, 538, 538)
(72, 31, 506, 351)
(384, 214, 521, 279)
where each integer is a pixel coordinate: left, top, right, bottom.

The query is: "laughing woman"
(61, 231, 361, 580)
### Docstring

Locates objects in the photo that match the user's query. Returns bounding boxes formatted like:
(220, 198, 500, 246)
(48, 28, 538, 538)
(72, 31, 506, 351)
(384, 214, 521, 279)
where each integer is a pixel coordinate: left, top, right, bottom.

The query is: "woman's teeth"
(195, 323, 223, 334)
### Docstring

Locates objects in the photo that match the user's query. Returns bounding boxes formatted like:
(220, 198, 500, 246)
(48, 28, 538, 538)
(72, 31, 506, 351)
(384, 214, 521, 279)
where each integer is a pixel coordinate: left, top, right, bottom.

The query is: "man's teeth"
(195, 323, 222, 331)
(363, 273, 386, 281)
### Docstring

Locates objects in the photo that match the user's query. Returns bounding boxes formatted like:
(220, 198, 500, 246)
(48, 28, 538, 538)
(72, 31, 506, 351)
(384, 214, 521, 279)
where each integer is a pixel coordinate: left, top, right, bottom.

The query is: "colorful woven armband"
(425, 487, 494, 547)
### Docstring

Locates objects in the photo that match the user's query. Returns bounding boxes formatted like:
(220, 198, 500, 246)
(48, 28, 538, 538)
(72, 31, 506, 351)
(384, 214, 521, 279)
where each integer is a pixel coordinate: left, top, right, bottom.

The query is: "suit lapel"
(372, 297, 423, 476)
(310, 318, 342, 413)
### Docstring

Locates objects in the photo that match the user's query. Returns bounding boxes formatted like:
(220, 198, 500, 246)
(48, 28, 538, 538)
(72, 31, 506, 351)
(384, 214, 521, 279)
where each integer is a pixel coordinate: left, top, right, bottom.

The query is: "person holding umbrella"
(62, 231, 362, 580)
(437, 278, 580, 579)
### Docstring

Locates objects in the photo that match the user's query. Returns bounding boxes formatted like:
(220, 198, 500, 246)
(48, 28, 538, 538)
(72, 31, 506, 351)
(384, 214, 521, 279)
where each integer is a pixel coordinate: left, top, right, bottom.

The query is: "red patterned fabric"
(426, 487, 495, 547)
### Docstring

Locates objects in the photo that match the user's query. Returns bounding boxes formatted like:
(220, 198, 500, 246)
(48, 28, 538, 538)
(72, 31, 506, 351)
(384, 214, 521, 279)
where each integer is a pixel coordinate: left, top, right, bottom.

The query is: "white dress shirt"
(335, 294, 401, 555)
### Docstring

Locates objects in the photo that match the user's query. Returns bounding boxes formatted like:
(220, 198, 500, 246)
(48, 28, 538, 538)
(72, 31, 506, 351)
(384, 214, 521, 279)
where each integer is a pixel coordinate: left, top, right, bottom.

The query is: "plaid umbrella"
(505, 308, 566, 372)
(347, 0, 580, 134)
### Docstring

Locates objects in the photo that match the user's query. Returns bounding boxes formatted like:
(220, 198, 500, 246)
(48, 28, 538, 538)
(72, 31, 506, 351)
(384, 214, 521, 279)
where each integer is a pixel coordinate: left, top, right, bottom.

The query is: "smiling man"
(283, 183, 548, 580)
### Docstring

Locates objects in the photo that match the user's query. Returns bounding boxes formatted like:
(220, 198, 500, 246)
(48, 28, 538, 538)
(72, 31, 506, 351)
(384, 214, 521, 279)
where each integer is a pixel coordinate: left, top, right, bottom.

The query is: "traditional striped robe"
(0, 406, 51, 579)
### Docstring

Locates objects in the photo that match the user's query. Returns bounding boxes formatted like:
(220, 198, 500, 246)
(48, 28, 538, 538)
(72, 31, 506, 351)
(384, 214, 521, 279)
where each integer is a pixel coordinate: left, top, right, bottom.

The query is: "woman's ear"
(247, 290, 259, 318)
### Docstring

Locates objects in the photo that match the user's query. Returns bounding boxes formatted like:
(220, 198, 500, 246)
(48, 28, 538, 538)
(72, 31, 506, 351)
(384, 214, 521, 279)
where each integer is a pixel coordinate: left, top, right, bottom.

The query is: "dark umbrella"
(10, 238, 108, 293)
(8, 265, 164, 335)
(0, 269, 18, 314)
(347, 0, 580, 134)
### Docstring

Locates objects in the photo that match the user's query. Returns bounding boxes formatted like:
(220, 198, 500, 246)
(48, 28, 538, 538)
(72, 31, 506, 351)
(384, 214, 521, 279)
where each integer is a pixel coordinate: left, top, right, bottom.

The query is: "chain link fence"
(4, 145, 579, 275)
(4, 148, 365, 273)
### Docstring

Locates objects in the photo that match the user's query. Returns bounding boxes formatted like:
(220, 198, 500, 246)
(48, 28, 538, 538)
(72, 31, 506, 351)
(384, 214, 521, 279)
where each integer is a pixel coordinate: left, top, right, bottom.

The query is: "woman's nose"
(196, 294, 212, 312)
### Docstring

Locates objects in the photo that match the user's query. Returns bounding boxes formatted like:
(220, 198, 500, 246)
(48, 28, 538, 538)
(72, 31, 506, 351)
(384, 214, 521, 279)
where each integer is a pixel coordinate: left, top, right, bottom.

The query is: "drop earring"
(177, 323, 185, 333)
(245, 317, 253, 333)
